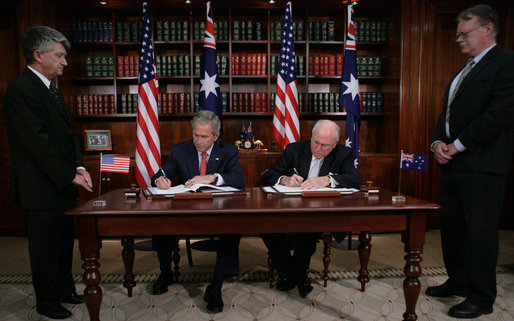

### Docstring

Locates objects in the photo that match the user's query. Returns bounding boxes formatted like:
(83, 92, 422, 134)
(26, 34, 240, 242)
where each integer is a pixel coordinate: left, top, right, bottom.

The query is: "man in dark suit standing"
(150, 110, 244, 313)
(4, 26, 93, 319)
(427, 5, 514, 319)
(261, 119, 361, 297)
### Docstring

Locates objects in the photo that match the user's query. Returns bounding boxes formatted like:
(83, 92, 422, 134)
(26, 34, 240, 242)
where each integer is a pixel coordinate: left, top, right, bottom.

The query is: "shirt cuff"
(328, 173, 339, 187)
(214, 173, 225, 186)
(453, 139, 467, 152)
(76, 166, 86, 172)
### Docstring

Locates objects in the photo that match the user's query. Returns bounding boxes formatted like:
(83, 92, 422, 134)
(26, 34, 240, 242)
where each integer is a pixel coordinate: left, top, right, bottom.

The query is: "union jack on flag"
(401, 152, 427, 172)
(273, 1, 299, 150)
(199, 1, 222, 133)
(101, 155, 130, 173)
(338, 5, 361, 169)
(135, 2, 161, 188)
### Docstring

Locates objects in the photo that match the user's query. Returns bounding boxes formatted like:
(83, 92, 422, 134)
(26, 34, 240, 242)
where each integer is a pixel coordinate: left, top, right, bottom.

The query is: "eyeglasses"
(455, 25, 485, 41)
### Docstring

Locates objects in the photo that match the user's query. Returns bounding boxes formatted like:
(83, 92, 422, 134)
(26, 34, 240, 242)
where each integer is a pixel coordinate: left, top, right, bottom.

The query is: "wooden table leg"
(172, 237, 181, 282)
(357, 231, 371, 292)
(79, 217, 102, 321)
(121, 236, 136, 297)
(402, 245, 423, 321)
(322, 234, 332, 287)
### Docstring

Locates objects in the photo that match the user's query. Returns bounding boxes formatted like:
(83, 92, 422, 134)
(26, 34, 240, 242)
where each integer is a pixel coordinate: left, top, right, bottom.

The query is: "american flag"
(401, 152, 428, 172)
(338, 5, 361, 169)
(135, 2, 161, 188)
(273, 1, 299, 150)
(199, 1, 222, 133)
(101, 155, 130, 173)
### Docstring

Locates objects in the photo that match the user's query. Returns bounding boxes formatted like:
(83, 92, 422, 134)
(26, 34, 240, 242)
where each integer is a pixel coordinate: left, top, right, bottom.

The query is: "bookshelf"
(55, 0, 400, 200)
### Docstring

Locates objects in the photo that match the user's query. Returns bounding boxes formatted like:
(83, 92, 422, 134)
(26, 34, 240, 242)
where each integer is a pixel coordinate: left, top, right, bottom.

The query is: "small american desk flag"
(101, 156, 130, 173)
(273, 1, 299, 150)
(135, 2, 161, 188)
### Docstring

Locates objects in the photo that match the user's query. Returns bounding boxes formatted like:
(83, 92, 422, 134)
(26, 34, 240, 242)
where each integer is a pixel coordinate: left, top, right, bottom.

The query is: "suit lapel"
(451, 46, 499, 104)
(187, 141, 200, 176)
(298, 144, 312, 178)
(207, 141, 221, 173)
(25, 68, 74, 127)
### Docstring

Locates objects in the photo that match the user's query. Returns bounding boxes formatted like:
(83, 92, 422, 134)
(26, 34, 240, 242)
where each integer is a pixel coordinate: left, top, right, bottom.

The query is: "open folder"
(263, 184, 359, 195)
(146, 184, 241, 196)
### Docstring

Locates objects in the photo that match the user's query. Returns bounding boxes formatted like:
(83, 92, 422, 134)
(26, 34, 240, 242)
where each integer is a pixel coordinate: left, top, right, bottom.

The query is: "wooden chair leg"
(322, 234, 332, 287)
(172, 237, 181, 282)
(185, 237, 193, 267)
(267, 252, 274, 288)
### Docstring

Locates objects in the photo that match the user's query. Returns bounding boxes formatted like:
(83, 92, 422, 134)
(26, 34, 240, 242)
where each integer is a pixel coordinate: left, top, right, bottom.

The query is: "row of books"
(155, 20, 190, 41)
(232, 53, 267, 75)
(232, 20, 264, 41)
(355, 19, 388, 42)
(116, 56, 140, 77)
(356, 55, 383, 77)
(307, 54, 344, 77)
(83, 55, 114, 77)
(116, 21, 142, 42)
(231, 92, 269, 112)
(308, 21, 336, 41)
(69, 19, 385, 44)
(192, 55, 229, 76)
(155, 55, 191, 77)
(270, 55, 306, 76)
(192, 20, 229, 41)
(271, 19, 305, 41)
(70, 21, 113, 42)
(73, 94, 115, 115)
(361, 92, 384, 112)
(71, 91, 383, 116)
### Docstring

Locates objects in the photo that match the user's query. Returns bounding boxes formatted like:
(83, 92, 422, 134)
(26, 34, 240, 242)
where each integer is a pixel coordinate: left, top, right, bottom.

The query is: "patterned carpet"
(1, 268, 514, 321)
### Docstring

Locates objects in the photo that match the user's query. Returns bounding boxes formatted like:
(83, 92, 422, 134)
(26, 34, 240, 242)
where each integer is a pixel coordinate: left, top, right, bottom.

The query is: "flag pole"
(398, 149, 403, 196)
(98, 152, 103, 199)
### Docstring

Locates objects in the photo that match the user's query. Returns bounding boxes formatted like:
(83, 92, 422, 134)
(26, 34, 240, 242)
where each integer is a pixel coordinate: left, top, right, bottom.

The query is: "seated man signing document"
(151, 110, 245, 313)
(261, 119, 361, 297)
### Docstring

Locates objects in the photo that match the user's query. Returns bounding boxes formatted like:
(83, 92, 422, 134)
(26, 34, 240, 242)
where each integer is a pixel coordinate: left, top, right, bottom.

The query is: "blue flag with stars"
(401, 152, 428, 172)
(199, 1, 222, 134)
(338, 5, 361, 169)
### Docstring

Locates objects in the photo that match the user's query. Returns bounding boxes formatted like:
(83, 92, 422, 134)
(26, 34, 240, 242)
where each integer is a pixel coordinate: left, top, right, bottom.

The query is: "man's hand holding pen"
(280, 168, 304, 187)
(156, 169, 172, 189)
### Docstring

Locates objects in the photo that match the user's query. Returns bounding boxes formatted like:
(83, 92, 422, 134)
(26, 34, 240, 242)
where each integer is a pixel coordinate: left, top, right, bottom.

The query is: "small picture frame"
(84, 129, 112, 151)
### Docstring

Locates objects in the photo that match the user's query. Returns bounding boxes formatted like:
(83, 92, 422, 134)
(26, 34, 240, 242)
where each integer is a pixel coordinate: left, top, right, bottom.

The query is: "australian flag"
(199, 1, 222, 133)
(401, 152, 427, 172)
(338, 5, 360, 169)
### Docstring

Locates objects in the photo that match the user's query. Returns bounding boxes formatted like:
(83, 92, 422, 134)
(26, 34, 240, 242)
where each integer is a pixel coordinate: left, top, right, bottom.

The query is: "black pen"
(160, 168, 166, 178)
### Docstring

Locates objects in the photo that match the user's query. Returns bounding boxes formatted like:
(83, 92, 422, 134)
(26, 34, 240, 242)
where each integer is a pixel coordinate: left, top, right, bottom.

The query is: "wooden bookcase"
(53, 0, 401, 203)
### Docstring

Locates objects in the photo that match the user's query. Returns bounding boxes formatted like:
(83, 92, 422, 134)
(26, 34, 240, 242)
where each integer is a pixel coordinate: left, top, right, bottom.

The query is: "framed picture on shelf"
(84, 130, 112, 151)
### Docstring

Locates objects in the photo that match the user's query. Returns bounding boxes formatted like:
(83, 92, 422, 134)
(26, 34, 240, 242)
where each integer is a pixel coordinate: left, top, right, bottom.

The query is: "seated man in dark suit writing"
(150, 110, 245, 313)
(262, 119, 361, 297)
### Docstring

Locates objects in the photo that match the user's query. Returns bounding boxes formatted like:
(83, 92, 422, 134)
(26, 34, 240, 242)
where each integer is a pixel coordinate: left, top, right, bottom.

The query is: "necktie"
(200, 152, 208, 176)
(49, 84, 66, 112)
(307, 158, 322, 179)
(446, 58, 475, 122)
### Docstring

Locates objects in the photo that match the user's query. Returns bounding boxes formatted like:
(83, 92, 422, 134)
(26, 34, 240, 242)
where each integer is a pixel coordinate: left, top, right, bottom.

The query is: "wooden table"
(66, 187, 439, 321)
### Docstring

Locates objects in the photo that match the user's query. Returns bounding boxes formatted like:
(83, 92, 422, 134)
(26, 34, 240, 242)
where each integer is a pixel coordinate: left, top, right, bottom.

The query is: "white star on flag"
(342, 73, 360, 101)
(199, 71, 219, 99)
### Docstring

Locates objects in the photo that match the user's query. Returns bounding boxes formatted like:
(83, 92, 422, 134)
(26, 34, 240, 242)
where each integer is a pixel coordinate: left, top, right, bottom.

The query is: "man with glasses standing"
(261, 119, 361, 298)
(428, 4, 514, 318)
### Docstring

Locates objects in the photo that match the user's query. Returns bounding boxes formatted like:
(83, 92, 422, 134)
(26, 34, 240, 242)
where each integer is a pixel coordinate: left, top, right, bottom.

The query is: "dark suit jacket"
(4, 67, 83, 210)
(262, 140, 361, 188)
(151, 138, 245, 188)
(431, 46, 514, 176)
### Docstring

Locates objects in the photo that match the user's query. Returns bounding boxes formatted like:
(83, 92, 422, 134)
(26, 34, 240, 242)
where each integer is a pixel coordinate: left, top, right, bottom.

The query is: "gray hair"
(22, 26, 70, 64)
(191, 110, 221, 134)
(312, 119, 340, 142)
(457, 4, 499, 37)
